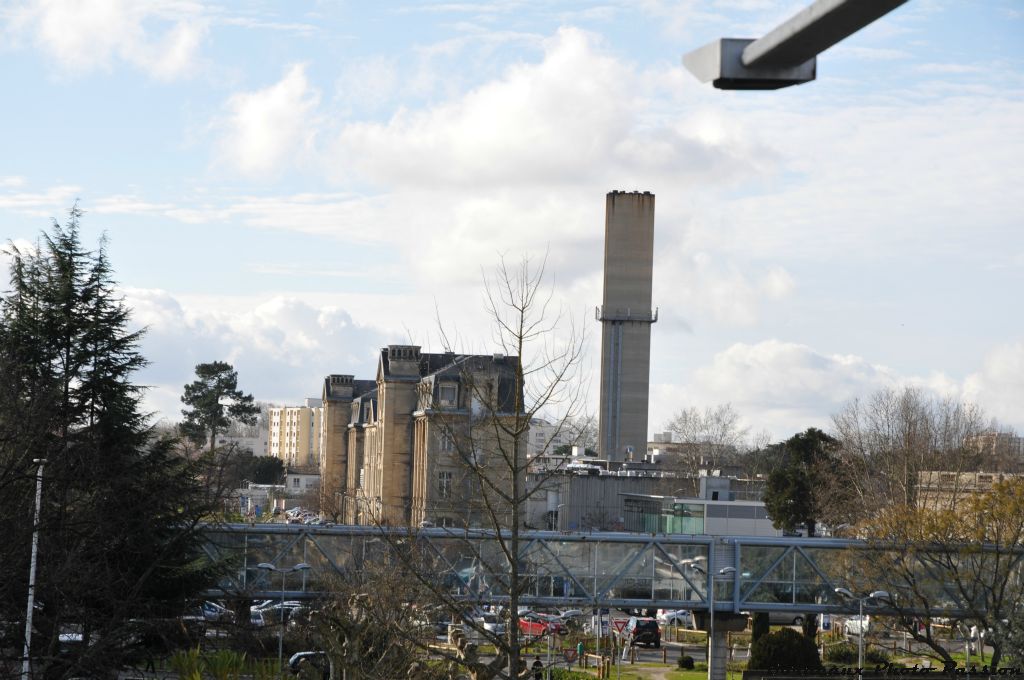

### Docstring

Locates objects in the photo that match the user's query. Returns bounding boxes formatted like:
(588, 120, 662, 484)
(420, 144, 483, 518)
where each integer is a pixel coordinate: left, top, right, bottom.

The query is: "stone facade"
(321, 345, 525, 527)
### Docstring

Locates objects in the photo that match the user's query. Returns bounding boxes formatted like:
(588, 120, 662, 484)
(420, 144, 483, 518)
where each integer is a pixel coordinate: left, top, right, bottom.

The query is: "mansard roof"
(322, 374, 378, 401)
(378, 345, 520, 381)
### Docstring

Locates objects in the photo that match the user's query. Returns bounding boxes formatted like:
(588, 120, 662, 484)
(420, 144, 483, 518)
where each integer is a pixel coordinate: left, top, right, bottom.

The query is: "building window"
(438, 432, 455, 453)
(293, 478, 300, 488)
(438, 383, 458, 407)
(438, 471, 453, 499)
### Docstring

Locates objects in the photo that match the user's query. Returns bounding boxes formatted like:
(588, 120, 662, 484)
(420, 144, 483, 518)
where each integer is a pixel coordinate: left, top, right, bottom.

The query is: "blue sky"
(1, 0, 1022, 441)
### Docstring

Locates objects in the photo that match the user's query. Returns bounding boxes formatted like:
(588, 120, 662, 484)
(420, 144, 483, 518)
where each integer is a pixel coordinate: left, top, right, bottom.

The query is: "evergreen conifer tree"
(180, 361, 260, 452)
(0, 207, 220, 678)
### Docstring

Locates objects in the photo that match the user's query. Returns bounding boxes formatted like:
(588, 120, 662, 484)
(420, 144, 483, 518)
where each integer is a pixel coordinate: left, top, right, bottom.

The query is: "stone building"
(319, 374, 376, 515)
(320, 345, 525, 527)
(916, 469, 1024, 510)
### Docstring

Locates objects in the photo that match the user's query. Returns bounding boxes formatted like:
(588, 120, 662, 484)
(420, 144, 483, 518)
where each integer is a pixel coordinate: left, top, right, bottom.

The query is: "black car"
(625, 616, 661, 648)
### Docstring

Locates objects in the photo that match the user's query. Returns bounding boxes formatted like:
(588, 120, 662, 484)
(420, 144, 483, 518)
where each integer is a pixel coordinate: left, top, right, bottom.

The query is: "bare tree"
(842, 479, 1024, 670)
(363, 254, 587, 679)
(300, 558, 448, 680)
(661, 403, 750, 476)
(567, 414, 598, 452)
(224, 400, 273, 439)
(831, 387, 989, 519)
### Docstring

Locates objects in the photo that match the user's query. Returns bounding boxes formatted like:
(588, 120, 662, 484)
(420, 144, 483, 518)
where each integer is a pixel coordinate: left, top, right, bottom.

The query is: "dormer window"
(438, 382, 458, 407)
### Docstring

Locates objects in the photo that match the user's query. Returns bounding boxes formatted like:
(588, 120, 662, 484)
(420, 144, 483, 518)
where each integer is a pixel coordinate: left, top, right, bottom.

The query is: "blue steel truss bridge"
(201, 523, 1004, 621)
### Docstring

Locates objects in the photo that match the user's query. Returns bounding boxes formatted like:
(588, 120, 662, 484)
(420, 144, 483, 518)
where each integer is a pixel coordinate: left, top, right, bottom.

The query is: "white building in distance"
(269, 398, 323, 468)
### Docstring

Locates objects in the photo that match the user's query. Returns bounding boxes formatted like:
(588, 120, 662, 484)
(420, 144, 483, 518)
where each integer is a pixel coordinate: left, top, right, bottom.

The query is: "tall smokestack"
(597, 191, 657, 462)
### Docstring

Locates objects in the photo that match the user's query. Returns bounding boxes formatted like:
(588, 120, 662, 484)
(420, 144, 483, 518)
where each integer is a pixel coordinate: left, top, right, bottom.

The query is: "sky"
(0, 0, 1022, 443)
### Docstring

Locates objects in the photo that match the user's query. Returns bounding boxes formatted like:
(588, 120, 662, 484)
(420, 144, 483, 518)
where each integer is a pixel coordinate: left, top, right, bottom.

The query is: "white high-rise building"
(269, 398, 323, 468)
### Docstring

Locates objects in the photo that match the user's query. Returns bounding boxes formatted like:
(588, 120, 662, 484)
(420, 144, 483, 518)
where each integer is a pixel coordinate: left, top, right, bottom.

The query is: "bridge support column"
(709, 629, 729, 680)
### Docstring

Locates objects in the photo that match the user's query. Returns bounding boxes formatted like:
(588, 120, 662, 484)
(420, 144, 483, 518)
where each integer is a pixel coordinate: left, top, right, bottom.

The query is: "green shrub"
(824, 642, 890, 667)
(865, 648, 891, 665)
(204, 649, 247, 680)
(824, 642, 858, 664)
(249, 658, 281, 680)
(169, 648, 202, 680)
(749, 627, 823, 671)
(678, 654, 695, 669)
(550, 669, 592, 679)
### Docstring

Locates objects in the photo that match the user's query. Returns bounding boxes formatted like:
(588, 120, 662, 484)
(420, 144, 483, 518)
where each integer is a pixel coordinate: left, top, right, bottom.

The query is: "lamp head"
(834, 587, 854, 599)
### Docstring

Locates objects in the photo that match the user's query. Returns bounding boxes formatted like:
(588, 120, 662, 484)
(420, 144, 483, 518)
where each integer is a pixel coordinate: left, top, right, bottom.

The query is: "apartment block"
(269, 398, 323, 468)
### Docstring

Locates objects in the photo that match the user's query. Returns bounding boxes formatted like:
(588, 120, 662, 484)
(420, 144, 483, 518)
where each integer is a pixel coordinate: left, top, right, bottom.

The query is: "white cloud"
(125, 289, 388, 417)
(654, 252, 795, 328)
(0, 238, 38, 275)
(914, 62, 986, 74)
(335, 56, 401, 114)
(0, 184, 82, 215)
(963, 342, 1024, 428)
(705, 95, 1024, 261)
(830, 45, 910, 61)
(651, 339, 1024, 441)
(5, 0, 207, 79)
(334, 28, 761, 191)
(215, 64, 322, 178)
(651, 340, 901, 439)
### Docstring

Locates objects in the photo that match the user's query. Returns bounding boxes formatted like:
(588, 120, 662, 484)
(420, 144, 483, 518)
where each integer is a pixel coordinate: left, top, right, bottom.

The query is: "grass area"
(563, 665, 745, 680)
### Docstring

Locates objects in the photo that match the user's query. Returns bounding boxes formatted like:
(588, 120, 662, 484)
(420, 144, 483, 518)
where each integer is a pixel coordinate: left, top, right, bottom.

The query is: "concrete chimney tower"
(597, 191, 657, 462)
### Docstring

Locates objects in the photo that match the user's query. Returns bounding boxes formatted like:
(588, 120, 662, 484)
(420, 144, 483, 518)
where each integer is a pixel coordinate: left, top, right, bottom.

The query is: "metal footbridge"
(199, 523, 966, 619)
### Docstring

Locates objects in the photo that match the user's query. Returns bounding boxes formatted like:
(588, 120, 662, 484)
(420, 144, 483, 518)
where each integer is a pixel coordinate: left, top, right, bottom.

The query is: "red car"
(518, 612, 567, 636)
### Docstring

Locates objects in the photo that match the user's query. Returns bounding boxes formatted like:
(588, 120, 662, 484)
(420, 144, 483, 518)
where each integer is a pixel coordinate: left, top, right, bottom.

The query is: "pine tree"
(180, 361, 260, 452)
(0, 207, 220, 678)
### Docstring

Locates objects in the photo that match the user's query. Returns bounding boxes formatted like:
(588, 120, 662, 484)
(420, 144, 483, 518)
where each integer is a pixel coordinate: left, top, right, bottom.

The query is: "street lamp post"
(689, 560, 735, 680)
(22, 458, 47, 680)
(258, 562, 311, 671)
(835, 588, 889, 677)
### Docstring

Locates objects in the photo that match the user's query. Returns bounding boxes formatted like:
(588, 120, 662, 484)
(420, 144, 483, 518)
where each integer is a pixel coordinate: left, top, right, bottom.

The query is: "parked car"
(182, 601, 234, 624)
(532, 612, 568, 635)
(743, 610, 805, 626)
(624, 617, 661, 648)
(657, 609, 693, 627)
(255, 600, 307, 624)
(473, 614, 506, 636)
(288, 651, 330, 678)
(518, 612, 567, 637)
(844, 615, 871, 636)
